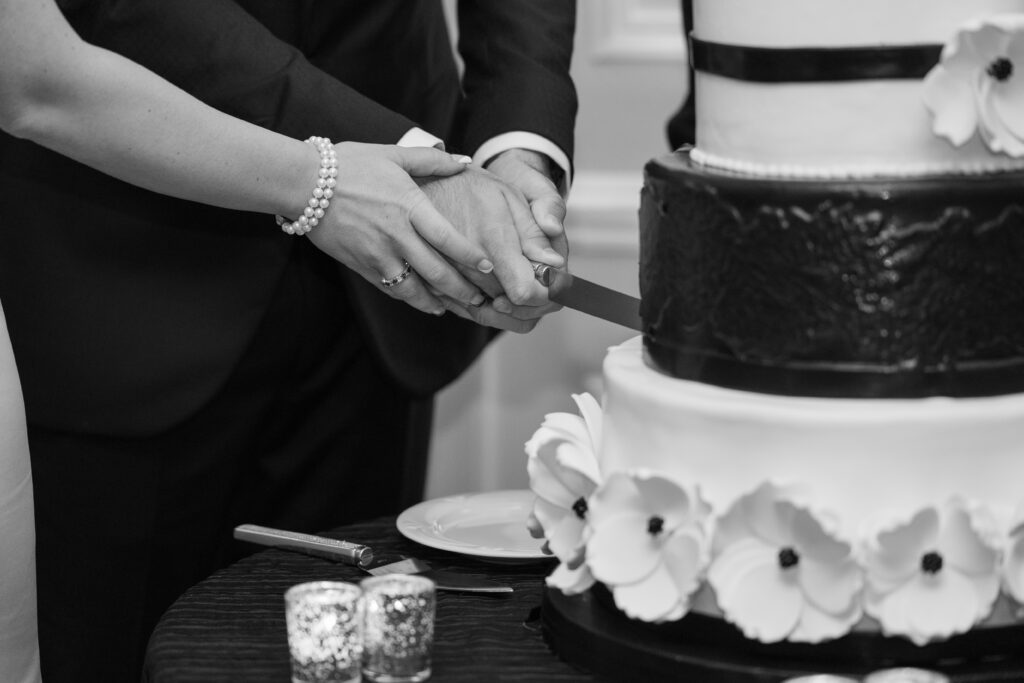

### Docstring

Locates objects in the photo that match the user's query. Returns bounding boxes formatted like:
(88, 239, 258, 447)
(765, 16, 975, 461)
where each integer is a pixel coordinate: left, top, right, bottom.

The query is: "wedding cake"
(530, 1, 1024, 679)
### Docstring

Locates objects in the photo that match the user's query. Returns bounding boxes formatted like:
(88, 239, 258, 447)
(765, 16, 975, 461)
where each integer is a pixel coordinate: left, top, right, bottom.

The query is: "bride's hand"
(307, 142, 491, 315)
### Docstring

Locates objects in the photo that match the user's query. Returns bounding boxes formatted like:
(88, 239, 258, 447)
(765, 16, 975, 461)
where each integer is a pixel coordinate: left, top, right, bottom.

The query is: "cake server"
(533, 263, 642, 331)
(362, 554, 513, 594)
(233, 524, 513, 594)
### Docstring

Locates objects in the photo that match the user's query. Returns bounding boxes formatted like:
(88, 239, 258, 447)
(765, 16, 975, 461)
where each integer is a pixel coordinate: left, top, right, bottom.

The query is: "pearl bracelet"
(276, 136, 338, 236)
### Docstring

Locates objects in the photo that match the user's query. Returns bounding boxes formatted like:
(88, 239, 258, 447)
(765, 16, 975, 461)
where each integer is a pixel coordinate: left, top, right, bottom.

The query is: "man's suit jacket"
(0, 0, 577, 436)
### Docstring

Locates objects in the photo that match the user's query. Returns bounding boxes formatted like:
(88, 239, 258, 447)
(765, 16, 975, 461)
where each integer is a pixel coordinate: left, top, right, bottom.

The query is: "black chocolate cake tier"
(639, 150, 1024, 398)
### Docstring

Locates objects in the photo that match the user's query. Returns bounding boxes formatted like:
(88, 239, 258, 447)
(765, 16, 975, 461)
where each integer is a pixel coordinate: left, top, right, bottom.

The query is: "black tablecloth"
(143, 515, 594, 682)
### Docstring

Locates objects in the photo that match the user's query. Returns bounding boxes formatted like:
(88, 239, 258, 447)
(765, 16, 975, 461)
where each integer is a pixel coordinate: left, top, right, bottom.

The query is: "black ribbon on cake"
(690, 37, 942, 81)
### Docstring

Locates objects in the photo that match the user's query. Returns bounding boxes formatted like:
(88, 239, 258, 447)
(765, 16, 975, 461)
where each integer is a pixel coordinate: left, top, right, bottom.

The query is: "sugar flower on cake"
(706, 482, 863, 643)
(923, 14, 1024, 157)
(861, 499, 1002, 645)
(585, 471, 710, 622)
(524, 392, 603, 594)
(1001, 501, 1024, 605)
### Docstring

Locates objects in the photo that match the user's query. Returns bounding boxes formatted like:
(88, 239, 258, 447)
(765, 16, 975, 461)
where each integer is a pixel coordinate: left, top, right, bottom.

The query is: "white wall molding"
(566, 170, 643, 256)
(590, 0, 685, 63)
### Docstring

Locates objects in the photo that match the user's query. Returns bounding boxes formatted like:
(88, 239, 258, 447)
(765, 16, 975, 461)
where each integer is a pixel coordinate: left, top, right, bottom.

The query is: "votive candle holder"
(285, 581, 364, 683)
(360, 574, 436, 682)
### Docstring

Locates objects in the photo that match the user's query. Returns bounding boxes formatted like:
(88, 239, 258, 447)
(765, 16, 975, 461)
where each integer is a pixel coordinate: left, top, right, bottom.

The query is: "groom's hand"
(485, 148, 569, 266)
(416, 166, 561, 331)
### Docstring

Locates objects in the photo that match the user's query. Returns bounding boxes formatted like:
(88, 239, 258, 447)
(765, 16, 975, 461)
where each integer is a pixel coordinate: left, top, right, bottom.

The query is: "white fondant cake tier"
(526, 338, 1024, 645)
(600, 337, 1024, 540)
(690, 0, 1024, 177)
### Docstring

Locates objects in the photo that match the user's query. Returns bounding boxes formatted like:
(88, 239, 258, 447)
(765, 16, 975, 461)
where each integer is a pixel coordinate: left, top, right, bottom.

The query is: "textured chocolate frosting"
(639, 150, 1024, 397)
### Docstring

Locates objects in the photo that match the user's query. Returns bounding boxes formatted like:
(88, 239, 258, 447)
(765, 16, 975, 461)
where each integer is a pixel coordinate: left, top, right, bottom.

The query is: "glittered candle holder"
(285, 581, 364, 683)
(360, 574, 436, 683)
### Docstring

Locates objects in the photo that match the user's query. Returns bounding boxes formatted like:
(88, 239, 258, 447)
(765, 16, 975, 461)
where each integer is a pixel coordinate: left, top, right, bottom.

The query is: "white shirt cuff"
(473, 132, 572, 196)
(397, 127, 445, 150)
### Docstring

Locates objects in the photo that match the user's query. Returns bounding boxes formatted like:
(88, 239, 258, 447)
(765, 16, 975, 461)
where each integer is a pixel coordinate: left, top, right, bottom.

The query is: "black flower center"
(571, 497, 588, 520)
(647, 515, 665, 536)
(778, 547, 800, 569)
(987, 57, 1014, 81)
(921, 551, 944, 574)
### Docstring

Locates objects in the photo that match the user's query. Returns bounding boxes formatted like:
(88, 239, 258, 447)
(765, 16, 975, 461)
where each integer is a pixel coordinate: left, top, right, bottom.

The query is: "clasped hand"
(308, 142, 567, 333)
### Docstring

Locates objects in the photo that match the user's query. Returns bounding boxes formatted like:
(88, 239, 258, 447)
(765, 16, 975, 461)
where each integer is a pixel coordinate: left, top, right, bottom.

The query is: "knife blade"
(233, 524, 512, 594)
(533, 263, 643, 331)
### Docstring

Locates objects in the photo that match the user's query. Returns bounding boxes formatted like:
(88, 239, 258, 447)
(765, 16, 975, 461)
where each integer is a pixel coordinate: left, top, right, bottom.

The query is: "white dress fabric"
(0, 303, 41, 683)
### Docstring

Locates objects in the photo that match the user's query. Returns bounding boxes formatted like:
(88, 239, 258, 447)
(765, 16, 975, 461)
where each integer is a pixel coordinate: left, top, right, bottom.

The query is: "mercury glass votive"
(360, 574, 436, 683)
(285, 581, 364, 683)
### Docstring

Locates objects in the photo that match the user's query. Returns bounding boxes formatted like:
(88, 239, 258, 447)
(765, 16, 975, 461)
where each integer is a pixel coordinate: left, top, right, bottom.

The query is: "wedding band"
(381, 261, 414, 288)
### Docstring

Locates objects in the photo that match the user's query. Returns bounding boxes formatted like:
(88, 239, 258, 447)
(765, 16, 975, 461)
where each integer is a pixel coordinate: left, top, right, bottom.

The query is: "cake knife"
(233, 524, 513, 594)
(533, 263, 643, 331)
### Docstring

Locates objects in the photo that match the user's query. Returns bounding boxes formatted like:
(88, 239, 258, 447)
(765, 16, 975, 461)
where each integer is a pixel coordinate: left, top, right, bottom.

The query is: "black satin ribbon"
(644, 338, 1024, 399)
(690, 37, 943, 82)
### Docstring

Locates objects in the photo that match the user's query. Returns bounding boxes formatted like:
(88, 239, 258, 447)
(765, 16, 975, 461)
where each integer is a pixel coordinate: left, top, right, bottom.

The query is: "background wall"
(426, 0, 688, 498)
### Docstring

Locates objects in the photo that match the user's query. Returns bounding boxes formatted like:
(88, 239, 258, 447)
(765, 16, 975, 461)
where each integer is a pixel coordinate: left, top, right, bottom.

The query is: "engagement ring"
(381, 261, 413, 288)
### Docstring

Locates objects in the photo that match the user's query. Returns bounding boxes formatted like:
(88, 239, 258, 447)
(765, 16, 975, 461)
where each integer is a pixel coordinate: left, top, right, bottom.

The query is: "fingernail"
(493, 297, 512, 314)
(477, 259, 494, 274)
(432, 307, 445, 316)
(469, 293, 485, 307)
(451, 154, 473, 164)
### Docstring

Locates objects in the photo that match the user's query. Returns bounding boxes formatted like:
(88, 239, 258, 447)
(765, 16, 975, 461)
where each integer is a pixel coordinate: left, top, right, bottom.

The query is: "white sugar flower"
(1001, 501, 1024, 605)
(923, 14, 1024, 156)
(586, 471, 709, 622)
(707, 482, 863, 643)
(862, 499, 1001, 645)
(525, 392, 603, 594)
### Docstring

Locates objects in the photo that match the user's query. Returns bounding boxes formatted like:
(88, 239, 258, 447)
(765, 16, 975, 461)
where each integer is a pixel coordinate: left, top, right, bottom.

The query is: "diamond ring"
(381, 261, 413, 288)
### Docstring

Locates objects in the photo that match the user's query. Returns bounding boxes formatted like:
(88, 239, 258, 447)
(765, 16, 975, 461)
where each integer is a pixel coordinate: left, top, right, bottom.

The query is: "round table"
(142, 516, 594, 682)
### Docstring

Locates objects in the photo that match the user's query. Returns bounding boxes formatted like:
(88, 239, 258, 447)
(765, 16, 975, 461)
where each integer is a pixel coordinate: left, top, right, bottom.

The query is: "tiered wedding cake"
(531, 0, 1024, 679)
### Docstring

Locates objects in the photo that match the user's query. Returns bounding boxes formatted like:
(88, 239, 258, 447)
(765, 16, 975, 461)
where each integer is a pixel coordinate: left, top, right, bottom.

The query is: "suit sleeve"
(57, 0, 414, 144)
(454, 0, 578, 173)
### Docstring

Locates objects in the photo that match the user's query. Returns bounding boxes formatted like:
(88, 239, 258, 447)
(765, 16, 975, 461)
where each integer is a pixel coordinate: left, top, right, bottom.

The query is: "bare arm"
(0, 0, 494, 313)
(0, 0, 320, 217)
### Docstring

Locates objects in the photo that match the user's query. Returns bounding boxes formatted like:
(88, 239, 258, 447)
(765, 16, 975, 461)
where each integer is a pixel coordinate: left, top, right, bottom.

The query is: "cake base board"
(541, 586, 1024, 682)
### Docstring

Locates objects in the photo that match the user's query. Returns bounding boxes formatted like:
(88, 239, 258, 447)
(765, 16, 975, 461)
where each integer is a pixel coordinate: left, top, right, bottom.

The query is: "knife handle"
(234, 524, 374, 568)
(532, 262, 575, 292)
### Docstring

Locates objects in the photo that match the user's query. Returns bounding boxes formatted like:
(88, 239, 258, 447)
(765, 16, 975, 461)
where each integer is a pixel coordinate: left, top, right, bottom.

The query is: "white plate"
(396, 489, 547, 562)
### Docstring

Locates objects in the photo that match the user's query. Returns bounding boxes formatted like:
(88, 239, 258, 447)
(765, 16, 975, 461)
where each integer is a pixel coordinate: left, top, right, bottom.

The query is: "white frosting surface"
(695, 0, 1024, 46)
(690, 0, 1024, 177)
(600, 338, 1024, 539)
